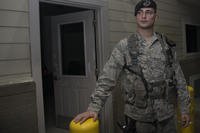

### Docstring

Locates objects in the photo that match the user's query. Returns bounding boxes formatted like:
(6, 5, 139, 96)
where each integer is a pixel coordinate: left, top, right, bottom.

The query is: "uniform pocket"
(134, 97, 147, 108)
(134, 80, 147, 109)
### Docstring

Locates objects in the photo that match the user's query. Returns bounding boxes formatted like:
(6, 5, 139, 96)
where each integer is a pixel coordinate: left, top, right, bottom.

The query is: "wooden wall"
(0, 1, 38, 133)
(0, 0, 31, 84)
(0, 81, 38, 133)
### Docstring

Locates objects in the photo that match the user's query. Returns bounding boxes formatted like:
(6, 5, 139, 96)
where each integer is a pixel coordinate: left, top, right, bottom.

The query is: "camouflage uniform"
(87, 32, 190, 132)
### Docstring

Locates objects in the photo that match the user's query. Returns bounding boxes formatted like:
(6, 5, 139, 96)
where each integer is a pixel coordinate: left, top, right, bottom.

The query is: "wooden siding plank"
(159, 0, 178, 6)
(156, 19, 180, 28)
(0, 74, 32, 85)
(0, 10, 29, 27)
(0, 60, 31, 76)
(109, 10, 134, 22)
(155, 26, 182, 36)
(0, 85, 38, 133)
(108, 0, 133, 13)
(109, 21, 136, 32)
(0, 0, 28, 12)
(0, 44, 30, 60)
(109, 32, 130, 42)
(158, 10, 180, 21)
(0, 27, 29, 43)
(157, 1, 192, 16)
(0, 81, 35, 97)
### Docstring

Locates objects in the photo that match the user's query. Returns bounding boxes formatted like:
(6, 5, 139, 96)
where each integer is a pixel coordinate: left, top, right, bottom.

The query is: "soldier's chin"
(139, 24, 154, 29)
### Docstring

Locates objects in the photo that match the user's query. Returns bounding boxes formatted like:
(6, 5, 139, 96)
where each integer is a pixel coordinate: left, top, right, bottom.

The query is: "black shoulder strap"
(156, 32, 176, 66)
(125, 33, 141, 75)
(155, 32, 176, 47)
(125, 33, 149, 93)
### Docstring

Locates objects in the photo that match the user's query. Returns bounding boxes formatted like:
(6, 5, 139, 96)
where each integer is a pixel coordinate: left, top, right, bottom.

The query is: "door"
(51, 11, 96, 124)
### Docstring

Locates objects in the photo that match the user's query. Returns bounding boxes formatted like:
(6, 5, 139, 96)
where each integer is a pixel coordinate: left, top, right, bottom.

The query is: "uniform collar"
(136, 32, 158, 47)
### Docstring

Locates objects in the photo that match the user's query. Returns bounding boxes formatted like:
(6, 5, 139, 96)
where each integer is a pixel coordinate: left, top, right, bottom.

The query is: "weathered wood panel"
(0, 60, 31, 76)
(0, 10, 29, 27)
(0, 27, 29, 43)
(0, 44, 30, 60)
(0, 0, 28, 12)
(0, 82, 38, 133)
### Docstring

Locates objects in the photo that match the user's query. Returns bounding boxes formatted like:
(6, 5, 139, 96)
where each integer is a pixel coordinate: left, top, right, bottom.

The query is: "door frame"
(29, 0, 112, 133)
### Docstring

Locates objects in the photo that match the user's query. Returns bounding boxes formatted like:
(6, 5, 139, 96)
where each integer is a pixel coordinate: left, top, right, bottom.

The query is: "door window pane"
(186, 24, 200, 53)
(60, 22, 86, 75)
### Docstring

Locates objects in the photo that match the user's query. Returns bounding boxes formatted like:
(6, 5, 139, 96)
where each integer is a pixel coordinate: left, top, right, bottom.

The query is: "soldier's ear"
(155, 14, 159, 20)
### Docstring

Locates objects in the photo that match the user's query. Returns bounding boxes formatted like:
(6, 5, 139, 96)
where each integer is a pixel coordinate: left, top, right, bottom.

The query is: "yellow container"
(69, 118, 99, 133)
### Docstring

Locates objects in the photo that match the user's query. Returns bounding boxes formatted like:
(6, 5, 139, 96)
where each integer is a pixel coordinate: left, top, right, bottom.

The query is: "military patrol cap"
(135, 0, 157, 16)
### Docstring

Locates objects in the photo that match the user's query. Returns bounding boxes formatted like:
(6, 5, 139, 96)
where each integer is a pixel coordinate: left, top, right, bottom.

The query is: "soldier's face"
(135, 8, 157, 29)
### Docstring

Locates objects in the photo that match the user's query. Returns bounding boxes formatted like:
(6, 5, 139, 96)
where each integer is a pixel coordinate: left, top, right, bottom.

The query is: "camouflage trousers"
(135, 116, 177, 133)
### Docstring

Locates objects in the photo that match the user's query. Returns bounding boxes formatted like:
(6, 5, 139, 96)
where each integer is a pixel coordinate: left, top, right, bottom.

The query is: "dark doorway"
(39, 2, 91, 133)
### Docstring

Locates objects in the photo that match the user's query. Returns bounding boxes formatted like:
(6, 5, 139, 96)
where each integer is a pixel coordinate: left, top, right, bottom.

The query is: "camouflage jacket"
(87, 32, 190, 122)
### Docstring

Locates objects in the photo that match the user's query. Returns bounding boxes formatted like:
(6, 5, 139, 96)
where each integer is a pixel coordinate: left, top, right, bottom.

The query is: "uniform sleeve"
(174, 52, 190, 114)
(87, 39, 126, 113)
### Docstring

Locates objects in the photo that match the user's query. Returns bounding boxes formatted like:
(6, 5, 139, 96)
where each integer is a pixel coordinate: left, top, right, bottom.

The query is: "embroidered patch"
(143, 0, 151, 7)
